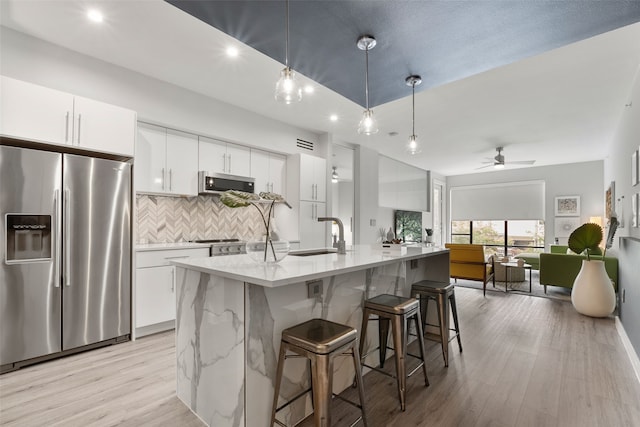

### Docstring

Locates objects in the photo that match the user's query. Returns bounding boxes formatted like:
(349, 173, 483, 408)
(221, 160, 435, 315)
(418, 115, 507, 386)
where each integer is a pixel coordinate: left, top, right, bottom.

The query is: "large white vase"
(571, 260, 616, 317)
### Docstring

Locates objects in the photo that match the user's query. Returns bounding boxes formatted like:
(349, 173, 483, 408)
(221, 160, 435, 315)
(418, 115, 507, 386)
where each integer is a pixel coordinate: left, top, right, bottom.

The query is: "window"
(451, 220, 544, 257)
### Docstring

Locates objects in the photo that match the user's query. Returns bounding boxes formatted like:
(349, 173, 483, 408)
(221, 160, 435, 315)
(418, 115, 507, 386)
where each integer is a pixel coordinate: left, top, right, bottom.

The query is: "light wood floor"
(1, 287, 639, 427)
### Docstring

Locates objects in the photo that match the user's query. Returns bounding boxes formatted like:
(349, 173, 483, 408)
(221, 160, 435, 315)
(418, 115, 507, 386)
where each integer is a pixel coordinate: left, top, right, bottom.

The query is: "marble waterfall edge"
(175, 267, 245, 427)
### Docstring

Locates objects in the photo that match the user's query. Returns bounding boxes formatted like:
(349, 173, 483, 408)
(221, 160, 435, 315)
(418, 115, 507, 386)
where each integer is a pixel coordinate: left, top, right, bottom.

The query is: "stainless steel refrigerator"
(1, 144, 131, 372)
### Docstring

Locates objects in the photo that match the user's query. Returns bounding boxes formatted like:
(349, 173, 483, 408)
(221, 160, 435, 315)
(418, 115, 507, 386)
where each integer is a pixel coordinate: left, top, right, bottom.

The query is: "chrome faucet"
(317, 217, 346, 254)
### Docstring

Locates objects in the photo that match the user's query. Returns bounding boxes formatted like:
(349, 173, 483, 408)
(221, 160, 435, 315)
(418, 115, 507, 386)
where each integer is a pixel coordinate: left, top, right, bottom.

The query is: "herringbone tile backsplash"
(136, 194, 268, 243)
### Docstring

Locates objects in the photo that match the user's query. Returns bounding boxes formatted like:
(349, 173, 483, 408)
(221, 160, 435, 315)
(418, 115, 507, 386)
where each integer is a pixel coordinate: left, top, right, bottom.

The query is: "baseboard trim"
(615, 316, 640, 386)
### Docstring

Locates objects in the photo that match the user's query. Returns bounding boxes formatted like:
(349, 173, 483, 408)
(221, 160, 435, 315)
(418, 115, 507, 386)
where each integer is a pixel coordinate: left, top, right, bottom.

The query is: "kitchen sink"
(289, 248, 338, 257)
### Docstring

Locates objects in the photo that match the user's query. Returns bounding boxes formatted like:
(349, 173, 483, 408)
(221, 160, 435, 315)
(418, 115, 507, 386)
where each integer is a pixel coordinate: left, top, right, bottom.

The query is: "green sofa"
(539, 245, 618, 293)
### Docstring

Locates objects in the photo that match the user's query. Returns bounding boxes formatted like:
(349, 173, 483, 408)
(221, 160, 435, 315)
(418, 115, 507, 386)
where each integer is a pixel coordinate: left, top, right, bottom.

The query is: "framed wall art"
(554, 217, 581, 238)
(633, 148, 639, 187)
(606, 182, 615, 219)
(554, 196, 580, 216)
(633, 192, 639, 228)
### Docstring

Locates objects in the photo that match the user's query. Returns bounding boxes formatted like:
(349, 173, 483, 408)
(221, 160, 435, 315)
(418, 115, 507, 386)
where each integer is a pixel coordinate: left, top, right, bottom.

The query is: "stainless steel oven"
(191, 239, 246, 256)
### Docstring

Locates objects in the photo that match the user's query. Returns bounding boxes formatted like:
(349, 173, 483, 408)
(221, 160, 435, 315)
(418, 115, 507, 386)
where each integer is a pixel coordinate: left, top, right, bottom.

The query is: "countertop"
(171, 245, 449, 288)
(135, 242, 212, 251)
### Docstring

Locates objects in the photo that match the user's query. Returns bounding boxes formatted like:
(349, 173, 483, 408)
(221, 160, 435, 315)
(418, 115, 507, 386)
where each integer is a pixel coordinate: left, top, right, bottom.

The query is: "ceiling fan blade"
(508, 160, 536, 165)
(475, 164, 494, 170)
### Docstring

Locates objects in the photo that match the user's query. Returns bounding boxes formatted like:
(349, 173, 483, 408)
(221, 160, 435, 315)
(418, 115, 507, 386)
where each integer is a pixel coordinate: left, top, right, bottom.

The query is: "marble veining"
(176, 268, 245, 427)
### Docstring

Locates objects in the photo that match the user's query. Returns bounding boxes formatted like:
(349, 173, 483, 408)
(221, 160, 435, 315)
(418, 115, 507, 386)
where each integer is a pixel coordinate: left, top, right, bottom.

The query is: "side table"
(500, 262, 532, 293)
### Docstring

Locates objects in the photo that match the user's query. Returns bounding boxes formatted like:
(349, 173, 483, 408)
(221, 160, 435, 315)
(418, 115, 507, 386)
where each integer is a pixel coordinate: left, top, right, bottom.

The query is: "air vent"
(296, 138, 314, 151)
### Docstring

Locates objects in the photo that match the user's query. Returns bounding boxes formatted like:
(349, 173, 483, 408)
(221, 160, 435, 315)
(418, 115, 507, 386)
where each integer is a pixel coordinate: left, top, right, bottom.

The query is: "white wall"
(446, 161, 604, 248)
(605, 65, 640, 363)
(605, 65, 640, 244)
(0, 27, 320, 156)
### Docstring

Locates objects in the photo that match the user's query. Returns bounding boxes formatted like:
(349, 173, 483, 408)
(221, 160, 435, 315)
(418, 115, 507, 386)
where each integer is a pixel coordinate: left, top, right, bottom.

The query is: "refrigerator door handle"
(64, 188, 71, 287)
(53, 190, 61, 288)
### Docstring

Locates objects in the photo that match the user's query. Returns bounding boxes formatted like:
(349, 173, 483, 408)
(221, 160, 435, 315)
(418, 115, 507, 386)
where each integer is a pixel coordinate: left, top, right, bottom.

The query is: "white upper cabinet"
(166, 129, 199, 195)
(299, 201, 327, 249)
(379, 155, 429, 211)
(199, 136, 251, 177)
(136, 123, 198, 196)
(0, 76, 136, 156)
(73, 96, 136, 155)
(251, 149, 287, 195)
(296, 153, 326, 202)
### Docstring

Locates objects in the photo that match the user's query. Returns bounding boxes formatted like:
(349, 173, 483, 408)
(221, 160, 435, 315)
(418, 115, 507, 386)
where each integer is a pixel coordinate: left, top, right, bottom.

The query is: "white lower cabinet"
(134, 246, 209, 337)
(135, 266, 175, 328)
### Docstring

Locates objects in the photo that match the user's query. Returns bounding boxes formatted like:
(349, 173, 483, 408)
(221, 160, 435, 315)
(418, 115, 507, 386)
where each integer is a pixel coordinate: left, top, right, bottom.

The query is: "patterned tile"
(136, 194, 268, 243)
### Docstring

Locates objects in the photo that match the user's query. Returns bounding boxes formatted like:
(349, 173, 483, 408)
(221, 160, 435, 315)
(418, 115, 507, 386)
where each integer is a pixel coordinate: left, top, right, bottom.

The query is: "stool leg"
(413, 311, 429, 387)
(352, 342, 369, 427)
(391, 314, 407, 411)
(378, 316, 390, 368)
(450, 291, 462, 353)
(418, 294, 428, 331)
(359, 309, 370, 367)
(310, 354, 333, 427)
(270, 343, 288, 426)
(436, 293, 449, 367)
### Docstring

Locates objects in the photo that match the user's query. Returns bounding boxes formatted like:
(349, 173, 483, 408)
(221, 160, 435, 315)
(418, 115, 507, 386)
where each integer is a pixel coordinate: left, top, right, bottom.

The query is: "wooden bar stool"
(270, 318, 368, 427)
(359, 294, 429, 411)
(411, 280, 462, 367)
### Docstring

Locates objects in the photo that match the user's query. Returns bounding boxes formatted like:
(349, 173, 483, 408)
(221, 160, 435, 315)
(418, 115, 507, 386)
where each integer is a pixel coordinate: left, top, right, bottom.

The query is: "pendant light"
(331, 166, 339, 183)
(275, 0, 301, 104)
(357, 35, 378, 135)
(405, 75, 422, 155)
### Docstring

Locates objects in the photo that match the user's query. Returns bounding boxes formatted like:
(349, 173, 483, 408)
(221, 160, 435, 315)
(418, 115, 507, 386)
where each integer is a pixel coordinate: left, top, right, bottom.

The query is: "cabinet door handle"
(222, 154, 226, 173)
(65, 112, 70, 143)
(171, 268, 175, 293)
(76, 114, 82, 145)
(228, 154, 231, 173)
(169, 168, 173, 191)
(161, 168, 165, 190)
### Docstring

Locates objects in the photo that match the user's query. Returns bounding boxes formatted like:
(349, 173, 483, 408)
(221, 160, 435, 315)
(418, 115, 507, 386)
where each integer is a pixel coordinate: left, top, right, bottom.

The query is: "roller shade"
(450, 181, 545, 221)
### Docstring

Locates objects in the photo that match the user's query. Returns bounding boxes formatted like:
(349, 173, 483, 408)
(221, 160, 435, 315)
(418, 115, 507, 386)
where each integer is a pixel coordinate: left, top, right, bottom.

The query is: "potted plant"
(220, 190, 291, 263)
(568, 219, 617, 317)
(424, 228, 434, 244)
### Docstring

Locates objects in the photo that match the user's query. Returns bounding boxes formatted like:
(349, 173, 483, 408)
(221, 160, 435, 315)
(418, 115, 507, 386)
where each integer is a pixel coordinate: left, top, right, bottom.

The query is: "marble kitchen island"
(171, 245, 450, 427)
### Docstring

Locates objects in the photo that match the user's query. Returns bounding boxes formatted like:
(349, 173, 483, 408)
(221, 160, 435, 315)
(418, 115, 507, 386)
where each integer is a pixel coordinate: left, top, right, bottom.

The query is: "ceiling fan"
(477, 147, 535, 169)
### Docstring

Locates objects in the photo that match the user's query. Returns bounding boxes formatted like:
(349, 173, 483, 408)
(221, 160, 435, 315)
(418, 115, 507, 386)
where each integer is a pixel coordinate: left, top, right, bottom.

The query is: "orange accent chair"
(444, 243, 494, 296)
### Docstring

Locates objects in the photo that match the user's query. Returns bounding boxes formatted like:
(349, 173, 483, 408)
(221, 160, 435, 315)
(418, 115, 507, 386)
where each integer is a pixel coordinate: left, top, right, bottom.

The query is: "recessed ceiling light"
(87, 9, 103, 23)
(226, 46, 239, 57)
(388, 131, 399, 137)
(329, 114, 338, 122)
(304, 85, 314, 94)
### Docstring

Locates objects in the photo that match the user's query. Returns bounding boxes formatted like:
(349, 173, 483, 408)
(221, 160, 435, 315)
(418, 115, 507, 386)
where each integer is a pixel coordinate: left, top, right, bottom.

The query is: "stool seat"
(283, 318, 357, 355)
(412, 280, 454, 293)
(364, 294, 419, 314)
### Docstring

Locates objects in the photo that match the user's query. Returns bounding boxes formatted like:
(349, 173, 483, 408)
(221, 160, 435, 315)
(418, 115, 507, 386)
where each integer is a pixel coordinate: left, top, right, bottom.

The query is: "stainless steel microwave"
(198, 171, 255, 195)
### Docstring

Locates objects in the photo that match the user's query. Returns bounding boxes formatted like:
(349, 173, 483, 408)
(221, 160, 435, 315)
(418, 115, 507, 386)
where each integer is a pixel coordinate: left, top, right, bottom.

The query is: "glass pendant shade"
(407, 134, 421, 155)
(331, 166, 339, 183)
(405, 74, 422, 155)
(275, 67, 301, 104)
(358, 109, 378, 135)
(275, 0, 301, 104)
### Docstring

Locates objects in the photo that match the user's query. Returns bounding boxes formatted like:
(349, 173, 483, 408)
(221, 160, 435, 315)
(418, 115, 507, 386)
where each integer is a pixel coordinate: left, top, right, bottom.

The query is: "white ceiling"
(2, 0, 639, 177)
